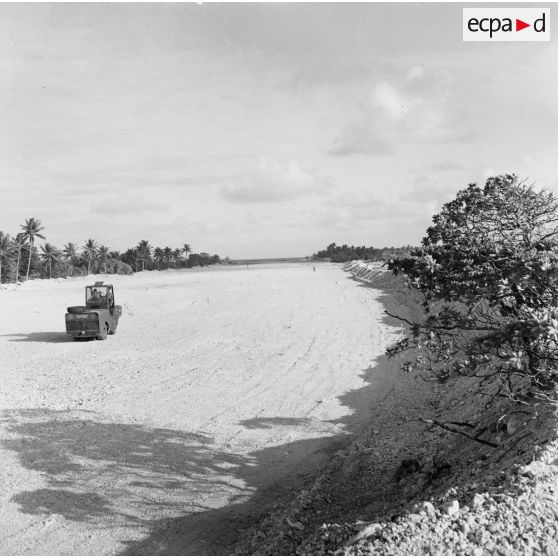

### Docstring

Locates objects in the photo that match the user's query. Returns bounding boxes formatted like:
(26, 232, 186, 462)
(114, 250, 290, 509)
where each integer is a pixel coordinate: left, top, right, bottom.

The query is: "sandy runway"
(0, 263, 400, 555)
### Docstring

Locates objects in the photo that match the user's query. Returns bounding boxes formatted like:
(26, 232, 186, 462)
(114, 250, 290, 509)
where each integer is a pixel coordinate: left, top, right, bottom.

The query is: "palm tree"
(82, 238, 98, 275)
(163, 247, 173, 269)
(98, 245, 110, 274)
(153, 247, 164, 271)
(172, 248, 182, 268)
(63, 242, 79, 276)
(0, 232, 13, 284)
(109, 250, 120, 260)
(12, 233, 29, 284)
(40, 243, 61, 279)
(183, 243, 191, 268)
(136, 240, 152, 271)
(21, 218, 46, 281)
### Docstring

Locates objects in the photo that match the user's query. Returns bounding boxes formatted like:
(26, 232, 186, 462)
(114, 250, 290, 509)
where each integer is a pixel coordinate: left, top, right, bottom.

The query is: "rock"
(472, 493, 485, 508)
(419, 501, 436, 517)
(346, 522, 382, 545)
(465, 516, 477, 529)
(441, 500, 460, 516)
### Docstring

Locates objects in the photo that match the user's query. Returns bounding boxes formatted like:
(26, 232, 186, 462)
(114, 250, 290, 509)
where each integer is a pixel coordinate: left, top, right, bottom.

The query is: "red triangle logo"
(516, 19, 530, 31)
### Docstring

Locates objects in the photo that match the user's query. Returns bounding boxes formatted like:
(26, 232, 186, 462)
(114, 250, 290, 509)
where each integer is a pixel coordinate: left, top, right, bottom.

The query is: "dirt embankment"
(236, 262, 558, 556)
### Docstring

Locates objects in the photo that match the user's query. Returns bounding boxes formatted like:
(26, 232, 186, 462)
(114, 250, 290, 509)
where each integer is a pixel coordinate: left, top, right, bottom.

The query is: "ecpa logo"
(463, 8, 550, 41)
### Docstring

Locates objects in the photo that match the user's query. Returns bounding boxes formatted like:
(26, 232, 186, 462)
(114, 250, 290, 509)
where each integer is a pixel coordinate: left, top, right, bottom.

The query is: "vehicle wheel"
(108, 325, 117, 335)
(67, 306, 86, 313)
(97, 324, 108, 340)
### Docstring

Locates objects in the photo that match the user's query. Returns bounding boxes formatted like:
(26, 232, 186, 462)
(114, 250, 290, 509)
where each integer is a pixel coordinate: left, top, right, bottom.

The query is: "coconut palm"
(40, 243, 61, 279)
(172, 248, 182, 268)
(136, 240, 152, 271)
(63, 242, 79, 276)
(21, 218, 46, 281)
(98, 244, 110, 274)
(153, 247, 164, 271)
(163, 246, 173, 269)
(0, 232, 14, 284)
(82, 238, 98, 275)
(183, 243, 191, 268)
(11, 233, 29, 284)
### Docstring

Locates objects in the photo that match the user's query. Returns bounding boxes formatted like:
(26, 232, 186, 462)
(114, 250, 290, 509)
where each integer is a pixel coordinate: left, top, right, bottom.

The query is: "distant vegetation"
(387, 174, 558, 407)
(0, 219, 221, 284)
(312, 243, 416, 263)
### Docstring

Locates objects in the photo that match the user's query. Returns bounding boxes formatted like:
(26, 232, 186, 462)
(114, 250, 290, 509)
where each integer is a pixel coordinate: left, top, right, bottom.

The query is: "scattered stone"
(419, 501, 436, 517)
(472, 493, 485, 508)
(441, 500, 460, 516)
(346, 522, 382, 545)
(458, 521, 470, 535)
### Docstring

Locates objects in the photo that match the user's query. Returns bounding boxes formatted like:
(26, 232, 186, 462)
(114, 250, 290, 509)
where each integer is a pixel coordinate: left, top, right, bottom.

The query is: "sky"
(0, 3, 557, 259)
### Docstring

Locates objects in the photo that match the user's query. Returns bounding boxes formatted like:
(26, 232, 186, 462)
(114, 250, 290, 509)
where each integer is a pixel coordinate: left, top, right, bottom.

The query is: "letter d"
(534, 13, 546, 32)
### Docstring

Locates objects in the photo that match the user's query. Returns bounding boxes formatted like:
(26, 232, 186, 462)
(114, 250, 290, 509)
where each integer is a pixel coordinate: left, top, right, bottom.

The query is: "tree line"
(312, 242, 416, 263)
(0, 218, 221, 284)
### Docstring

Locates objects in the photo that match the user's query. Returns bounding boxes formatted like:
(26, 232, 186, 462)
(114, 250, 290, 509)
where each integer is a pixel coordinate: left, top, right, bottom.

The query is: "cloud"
(327, 74, 476, 157)
(408, 65, 424, 81)
(427, 160, 466, 172)
(407, 174, 460, 204)
(371, 81, 409, 120)
(328, 120, 393, 157)
(219, 158, 334, 203)
(312, 190, 433, 229)
(90, 196, 166, 216)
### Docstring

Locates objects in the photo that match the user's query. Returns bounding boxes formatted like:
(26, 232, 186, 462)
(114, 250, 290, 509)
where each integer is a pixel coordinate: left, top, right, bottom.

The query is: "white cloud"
(219, 158, 334, 203)
(370, 81, 409, 120)
(90, 196, 166, 216)
(328, 74, 476, 157)
(328, 120, 393, 157)
(427, 160, 466, 172)
(408, 65, 424, 81)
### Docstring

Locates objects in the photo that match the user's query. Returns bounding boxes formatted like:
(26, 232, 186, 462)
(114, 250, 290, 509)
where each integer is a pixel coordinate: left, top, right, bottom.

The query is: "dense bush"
(90, 259, 133, 275)
(313, 243, 416, 263)
(388, 175, 558, 403)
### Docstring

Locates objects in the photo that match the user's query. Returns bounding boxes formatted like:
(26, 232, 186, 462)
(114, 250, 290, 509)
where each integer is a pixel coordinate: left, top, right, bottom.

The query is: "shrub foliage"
(388, 175, 558, 402)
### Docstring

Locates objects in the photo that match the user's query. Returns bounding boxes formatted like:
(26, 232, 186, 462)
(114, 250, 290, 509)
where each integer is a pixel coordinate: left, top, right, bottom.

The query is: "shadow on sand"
(2, 332, 77, 343)
(0, 407, 349, 554)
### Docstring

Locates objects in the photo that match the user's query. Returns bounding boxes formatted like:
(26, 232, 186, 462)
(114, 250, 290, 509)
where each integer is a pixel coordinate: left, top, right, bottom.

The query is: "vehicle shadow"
(1, 332, 76, 343)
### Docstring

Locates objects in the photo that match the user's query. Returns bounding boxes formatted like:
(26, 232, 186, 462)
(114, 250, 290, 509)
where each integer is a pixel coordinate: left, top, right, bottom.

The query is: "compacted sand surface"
(0, 263, 402, 555)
